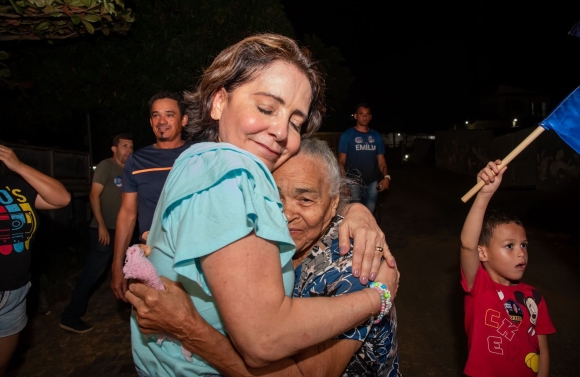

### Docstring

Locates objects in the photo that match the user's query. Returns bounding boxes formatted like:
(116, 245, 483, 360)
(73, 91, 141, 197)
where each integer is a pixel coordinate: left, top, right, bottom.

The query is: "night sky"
(280, 0, 580, 133)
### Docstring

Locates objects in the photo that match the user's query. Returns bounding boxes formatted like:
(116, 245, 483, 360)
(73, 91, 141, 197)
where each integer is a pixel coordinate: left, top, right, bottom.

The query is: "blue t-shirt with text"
(338, 127, 385, 184)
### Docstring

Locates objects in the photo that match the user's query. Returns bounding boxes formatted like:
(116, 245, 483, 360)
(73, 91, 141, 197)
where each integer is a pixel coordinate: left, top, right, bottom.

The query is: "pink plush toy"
(123, 245, 193, 362)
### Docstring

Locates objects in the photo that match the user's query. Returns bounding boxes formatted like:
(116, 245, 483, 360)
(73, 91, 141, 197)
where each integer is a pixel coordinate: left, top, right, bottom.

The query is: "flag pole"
(460, 126, 546, 203)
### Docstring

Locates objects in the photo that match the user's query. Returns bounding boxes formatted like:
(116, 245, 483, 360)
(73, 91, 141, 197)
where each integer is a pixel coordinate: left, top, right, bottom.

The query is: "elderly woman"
(128, 33, 398, 377)
(128, 138, 401, 376)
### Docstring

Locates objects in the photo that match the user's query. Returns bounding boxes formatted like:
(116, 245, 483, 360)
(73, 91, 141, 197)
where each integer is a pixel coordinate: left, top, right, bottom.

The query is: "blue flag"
(539, 86, 580, 155)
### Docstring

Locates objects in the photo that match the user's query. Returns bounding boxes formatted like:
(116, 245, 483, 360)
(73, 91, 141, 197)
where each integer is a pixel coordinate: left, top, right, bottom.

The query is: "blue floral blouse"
(293, 216, 402, 377)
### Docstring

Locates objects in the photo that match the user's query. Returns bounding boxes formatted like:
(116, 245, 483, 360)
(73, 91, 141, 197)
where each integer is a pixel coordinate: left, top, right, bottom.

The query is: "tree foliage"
(0, 0, 134, 41)
(1, 0, 295, 149)
(302, 34, 354, 131)
(0, 0, 353, 155)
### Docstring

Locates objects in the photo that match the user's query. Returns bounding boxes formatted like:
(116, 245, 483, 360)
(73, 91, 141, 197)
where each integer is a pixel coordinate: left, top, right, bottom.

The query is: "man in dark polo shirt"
(110, 91, 192, 301)
(60, 133, 133, 333)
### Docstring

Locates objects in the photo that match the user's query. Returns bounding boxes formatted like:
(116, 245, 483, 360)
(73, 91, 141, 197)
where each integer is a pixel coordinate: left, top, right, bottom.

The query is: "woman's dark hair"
(478, 209, 524, 246)
(183, 33, 326, 142)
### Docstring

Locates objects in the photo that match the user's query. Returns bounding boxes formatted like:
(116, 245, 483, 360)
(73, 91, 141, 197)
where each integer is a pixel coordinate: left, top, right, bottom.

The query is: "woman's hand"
(0, 145, 24, 173)
(126, 276, 202, 339)
(339, 203, 396, 285)
(374, 259, 400, 300)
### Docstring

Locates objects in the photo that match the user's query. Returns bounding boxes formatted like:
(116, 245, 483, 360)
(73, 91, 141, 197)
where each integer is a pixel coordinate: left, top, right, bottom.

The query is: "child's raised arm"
(460, 160, 506, 290)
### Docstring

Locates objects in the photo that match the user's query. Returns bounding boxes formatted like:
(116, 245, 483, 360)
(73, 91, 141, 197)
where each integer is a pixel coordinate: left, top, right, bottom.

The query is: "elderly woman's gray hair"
(297, 138, 353, 213)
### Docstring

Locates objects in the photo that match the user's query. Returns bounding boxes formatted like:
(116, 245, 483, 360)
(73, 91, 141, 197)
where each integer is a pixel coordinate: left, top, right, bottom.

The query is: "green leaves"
(0, 0, 134, 41)
(81, 19, 93, 33)
(84, 14, 100, 22)
(0, 0, 336, 148)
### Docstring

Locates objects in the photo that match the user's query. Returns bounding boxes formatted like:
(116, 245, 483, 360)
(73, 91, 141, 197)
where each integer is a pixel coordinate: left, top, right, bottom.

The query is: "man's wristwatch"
(384, 175, 391, 180)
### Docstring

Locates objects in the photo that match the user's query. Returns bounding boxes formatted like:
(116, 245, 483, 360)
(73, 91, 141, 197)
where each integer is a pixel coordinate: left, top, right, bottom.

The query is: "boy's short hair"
(112, 133, 133, 147)
(478, 209, 524, 246)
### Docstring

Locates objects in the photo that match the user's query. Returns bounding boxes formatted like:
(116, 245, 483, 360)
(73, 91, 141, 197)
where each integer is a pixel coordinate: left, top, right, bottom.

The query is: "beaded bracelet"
(369, 281, 392, 324)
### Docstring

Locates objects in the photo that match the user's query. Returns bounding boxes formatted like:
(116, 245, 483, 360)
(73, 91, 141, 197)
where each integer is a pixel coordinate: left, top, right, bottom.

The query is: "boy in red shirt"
(460, 160, 556, 377)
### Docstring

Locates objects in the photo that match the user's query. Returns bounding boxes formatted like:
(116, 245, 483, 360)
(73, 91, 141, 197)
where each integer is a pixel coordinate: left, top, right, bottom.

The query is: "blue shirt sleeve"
(122, 155, 137, 193)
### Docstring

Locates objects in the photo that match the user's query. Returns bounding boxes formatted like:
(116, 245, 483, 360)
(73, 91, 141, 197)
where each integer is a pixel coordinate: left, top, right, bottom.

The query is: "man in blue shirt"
(110, 91, 192, 301)
(338, 103, 390, 214)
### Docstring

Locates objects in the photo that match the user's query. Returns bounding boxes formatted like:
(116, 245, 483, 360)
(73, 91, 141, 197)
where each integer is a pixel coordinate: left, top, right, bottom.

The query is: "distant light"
(512, 118, 518, 128)
(92, 166, 97, 170)
(428, 135, 435, 140)
(397, 133, 401, 136)
(465, 121, 469, 125)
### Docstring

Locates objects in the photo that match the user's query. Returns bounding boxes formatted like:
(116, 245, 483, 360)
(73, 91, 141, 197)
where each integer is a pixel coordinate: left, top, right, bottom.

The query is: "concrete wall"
(435, 127, 580, 193)
(535, 130, 580, 192)
(435, 129, 494, 176)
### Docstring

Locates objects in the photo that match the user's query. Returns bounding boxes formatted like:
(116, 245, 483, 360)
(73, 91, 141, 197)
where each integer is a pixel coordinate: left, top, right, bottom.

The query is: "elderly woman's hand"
(126, 276, 203, 339)
(339, 203, 396, 285)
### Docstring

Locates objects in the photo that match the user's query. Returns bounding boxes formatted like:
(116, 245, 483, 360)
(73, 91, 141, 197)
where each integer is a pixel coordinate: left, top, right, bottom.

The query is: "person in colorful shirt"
(126, 138, 401, 376)
(460, 159, 556, 377)
(0, 144, 70, 377)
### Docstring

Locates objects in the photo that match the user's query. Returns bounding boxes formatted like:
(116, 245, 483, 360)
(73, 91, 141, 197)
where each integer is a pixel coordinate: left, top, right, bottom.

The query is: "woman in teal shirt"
(130, 33, 397, 377)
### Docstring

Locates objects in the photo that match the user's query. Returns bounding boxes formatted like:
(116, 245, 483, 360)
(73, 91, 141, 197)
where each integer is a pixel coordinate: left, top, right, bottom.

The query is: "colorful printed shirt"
(0, 174, 39, 291)
(462, 265, 556, 377)
(294, 215, 401, 377)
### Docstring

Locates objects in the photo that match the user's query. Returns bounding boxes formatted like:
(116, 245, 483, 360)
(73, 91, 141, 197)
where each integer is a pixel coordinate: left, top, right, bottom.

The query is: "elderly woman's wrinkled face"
(210, 61, 311, 172)
(273, 154, 340, 254)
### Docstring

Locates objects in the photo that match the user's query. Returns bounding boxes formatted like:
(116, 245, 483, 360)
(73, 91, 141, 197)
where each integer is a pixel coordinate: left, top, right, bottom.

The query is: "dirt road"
(7, 165, 580, 376)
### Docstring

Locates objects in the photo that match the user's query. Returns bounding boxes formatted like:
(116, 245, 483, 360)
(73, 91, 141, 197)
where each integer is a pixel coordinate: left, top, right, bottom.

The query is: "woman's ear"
(210, 88, 227, 121)
(331, 196, 340, 218)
